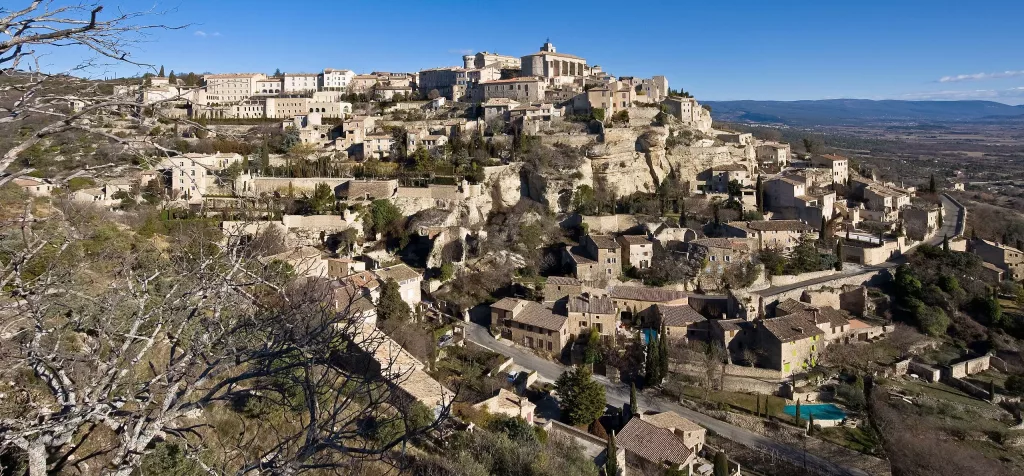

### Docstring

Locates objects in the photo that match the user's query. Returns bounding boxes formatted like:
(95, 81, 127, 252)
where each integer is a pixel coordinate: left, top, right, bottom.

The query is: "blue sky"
(33, 0, 1024, 104)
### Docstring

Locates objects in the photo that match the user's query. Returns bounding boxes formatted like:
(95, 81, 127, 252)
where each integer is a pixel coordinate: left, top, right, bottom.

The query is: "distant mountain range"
(703, 99, 1024, 126)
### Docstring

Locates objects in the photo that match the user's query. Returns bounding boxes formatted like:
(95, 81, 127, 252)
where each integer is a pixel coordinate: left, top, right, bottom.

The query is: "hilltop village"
(12, 40, 1024, 476)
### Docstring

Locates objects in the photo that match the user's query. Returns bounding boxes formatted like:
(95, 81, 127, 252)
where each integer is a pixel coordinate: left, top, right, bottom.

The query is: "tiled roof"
(473, 388, 536, 415)
(546, 276, 580, 286)
(482, 98, 519, 107)
(588, 234, 620, 249)
(568, 294, 615, 315)
(345, 180, 396, 199)
(644, 411, 703, 433)
(816, 154, 847, 162)
(610, 286, 688, 303)
(511, 301, 568, 331)
(656, 304, 706, 327)
(565, 245, 597, 264)
(617, 235, 651, 246)
(339, 270, 381, 290)
(374, 263, 421, 283)
(491, 297, 523, 311)
(482, 77, 544, 84)
(713, 319, 745, 333)
(690, 238, 750, 251)
(776, 298, 808, 315)
(761, 313, 825, 343)
(617, 417, 692, 467)
(744, 220, 814, 232)
(524, 50, 585, 60)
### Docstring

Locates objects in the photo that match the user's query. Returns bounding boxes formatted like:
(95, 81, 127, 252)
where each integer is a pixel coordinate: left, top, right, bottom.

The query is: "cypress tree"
(755, 175, 764, 213)
(808, 413, 815, 435)
(605, 431, 618, 476)
(629, 383, 639, 418)
(158, 65, 165, 77)
(713, 451, 729, 476)
(795, 400, 802, 427)
(929, 174, 937, 193)
(644, 337, 661, 387)
(942, 234, 950, 252)
(989, 380, 996, 401)
(658, 324, 669, 382)
(835, 240, 844, 271)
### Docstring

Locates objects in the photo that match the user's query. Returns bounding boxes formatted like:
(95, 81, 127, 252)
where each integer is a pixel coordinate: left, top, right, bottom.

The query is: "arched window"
(309, 108, 314, 113)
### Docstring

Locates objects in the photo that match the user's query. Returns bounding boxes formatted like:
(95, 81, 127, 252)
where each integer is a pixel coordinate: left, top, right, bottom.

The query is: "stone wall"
(240, 176, 352, 196)
(908, 361, 941, 382)
(581, 214, 646, 234)
(768, 269, 838, 287)
(946, 354, 991, 379)
(759, 268, 892, 312)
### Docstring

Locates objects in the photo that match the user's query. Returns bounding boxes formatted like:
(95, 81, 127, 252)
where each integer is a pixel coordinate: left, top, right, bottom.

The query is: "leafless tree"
(0, 195, 453, 475)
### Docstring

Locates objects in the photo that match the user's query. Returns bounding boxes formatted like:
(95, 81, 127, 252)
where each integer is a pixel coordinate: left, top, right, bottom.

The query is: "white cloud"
(194, 30, 206, 37)
(938, 70, 1024, 83)
(194, 30, 221, 38)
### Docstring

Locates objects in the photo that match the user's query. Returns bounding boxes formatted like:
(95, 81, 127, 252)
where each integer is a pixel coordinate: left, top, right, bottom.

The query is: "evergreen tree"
(605, 431, 618, 476)
(989, 380, 996, 401)
(929, 174, 937, 193)
(168, 71, 176, 83)
(679, 199, 687, 227)
(554, 366, 607, 426)
(629, 383, 639, 419)
(808, 413, 815, 435)
(942, 234, 950, 252)
(794, 400, 802, 427)
(158, 65, 165, 77)
(658, 324, 669, 382)
(644, 336, 661, 387)
(835, 240, 844, 271)
(274, 68, 282, 77)
(376, 278, 411, 322)
(820, 215, 827, 237)
(713, 451, 729, 476)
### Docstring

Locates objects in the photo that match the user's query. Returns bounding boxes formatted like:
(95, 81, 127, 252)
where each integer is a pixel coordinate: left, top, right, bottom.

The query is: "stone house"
(349, 324, 453, 415)
(758, 306, 850, 375)
(343, 179, 398, 200)
(564, 234, 622, 286)
(482, 98, 520, 122)
(327, 257, 366, 278)
(567, 293, 617, 337)
(902, 206, 941, 241)
(373, 84, 414, 101)
(755, 142, 790, 167)
(362, 133, 395, 159)
(617, 234, 654, 269)
(642, 411, 706, 453)
(765, 175, 836, 224)
(13, 176, 55, 196)
(406, 132, 448, 152)
(970, 238, 1024, 281)
(374, 263, 423, 307)
(473, 388, 536, 424)
(706, 163, 750, 194)
(841, 234, 906, 265)
(520, 41, 587, 85)
(723, 220, 815, 252)
(863, 184, 911, 214)
(480, 77, 547, 103)
(979, 262, 1004, 283)
(155, 152, 243, 200)
(655, 304, 706, 340)
(490, 298, 570, 353)
(617, 417, 694, 475)
(543, 276, 582, 302)
(687, 238, 752, 275)
(810, 154, 849, 184)
(609, 285, 688, 322)
(660, 96, 712, 131)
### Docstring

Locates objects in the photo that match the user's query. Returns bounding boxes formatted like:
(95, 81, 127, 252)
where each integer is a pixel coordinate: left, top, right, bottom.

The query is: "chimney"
(809, 308, 820, 324)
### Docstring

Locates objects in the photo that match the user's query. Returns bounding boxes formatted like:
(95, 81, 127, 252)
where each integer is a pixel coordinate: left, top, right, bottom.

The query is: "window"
(710, 255, 716, 262)
(725, 255, 731, 262)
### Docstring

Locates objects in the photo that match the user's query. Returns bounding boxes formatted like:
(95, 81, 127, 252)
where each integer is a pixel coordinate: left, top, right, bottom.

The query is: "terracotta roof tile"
(610, 286, 688, 303)
(568, 294, 615, 315)
(656, 304, 706, 327)
(617, 418, 692, 467)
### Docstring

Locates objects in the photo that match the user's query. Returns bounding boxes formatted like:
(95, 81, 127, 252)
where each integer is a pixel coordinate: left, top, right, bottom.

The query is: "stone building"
(707, 163, 750, 193)
(655, 304, 706, 340)
(482, 98, 520, 122)
(567, 293, 617, 337)
(971, 238, 1024, 281)
(473, 388, 536, 423)
(764, 175, 835, 224)
(520, 41, 587, 85)
(564, 234, 622, 285)
(463, 51, 521, 70)
(723, 220, 815, 251)
(758, 306, 850, 375)
(203, 73, 266, 104)
(543, 276, 582, 302)
(374, 263, 422, 307)
(14, 177, 55, 196)
(687, 238, 752, 275)
(282, 73, 319, 93)
(755, 142, 791, 167)
(617, 234, 654, 269)
(320, 68, 355, 91)
(810, 154, 849, 184)
(661, 96, 712, 132)
(617, 417, 694, 475)
(642, 411, 706, 454)
(490, 298, 570, 353)
(902, 206, 941, 241)
(480, 77, 547, 103)
(609, 285, 688, 322)
(266, 97, 352, 119)
(155, 152, 243, 200)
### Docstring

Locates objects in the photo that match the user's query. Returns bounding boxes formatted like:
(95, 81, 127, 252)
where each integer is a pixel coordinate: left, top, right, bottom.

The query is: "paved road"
(755, 194, 964, 297)
(466, 323, 868, 476)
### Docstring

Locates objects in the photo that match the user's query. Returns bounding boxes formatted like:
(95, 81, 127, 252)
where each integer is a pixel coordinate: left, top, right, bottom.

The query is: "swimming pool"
(783, 403, 846, 421)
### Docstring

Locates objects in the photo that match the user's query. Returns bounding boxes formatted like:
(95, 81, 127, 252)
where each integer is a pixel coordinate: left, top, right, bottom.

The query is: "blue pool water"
(783, 403, 846, 421)
(641, 328, 658, 345)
